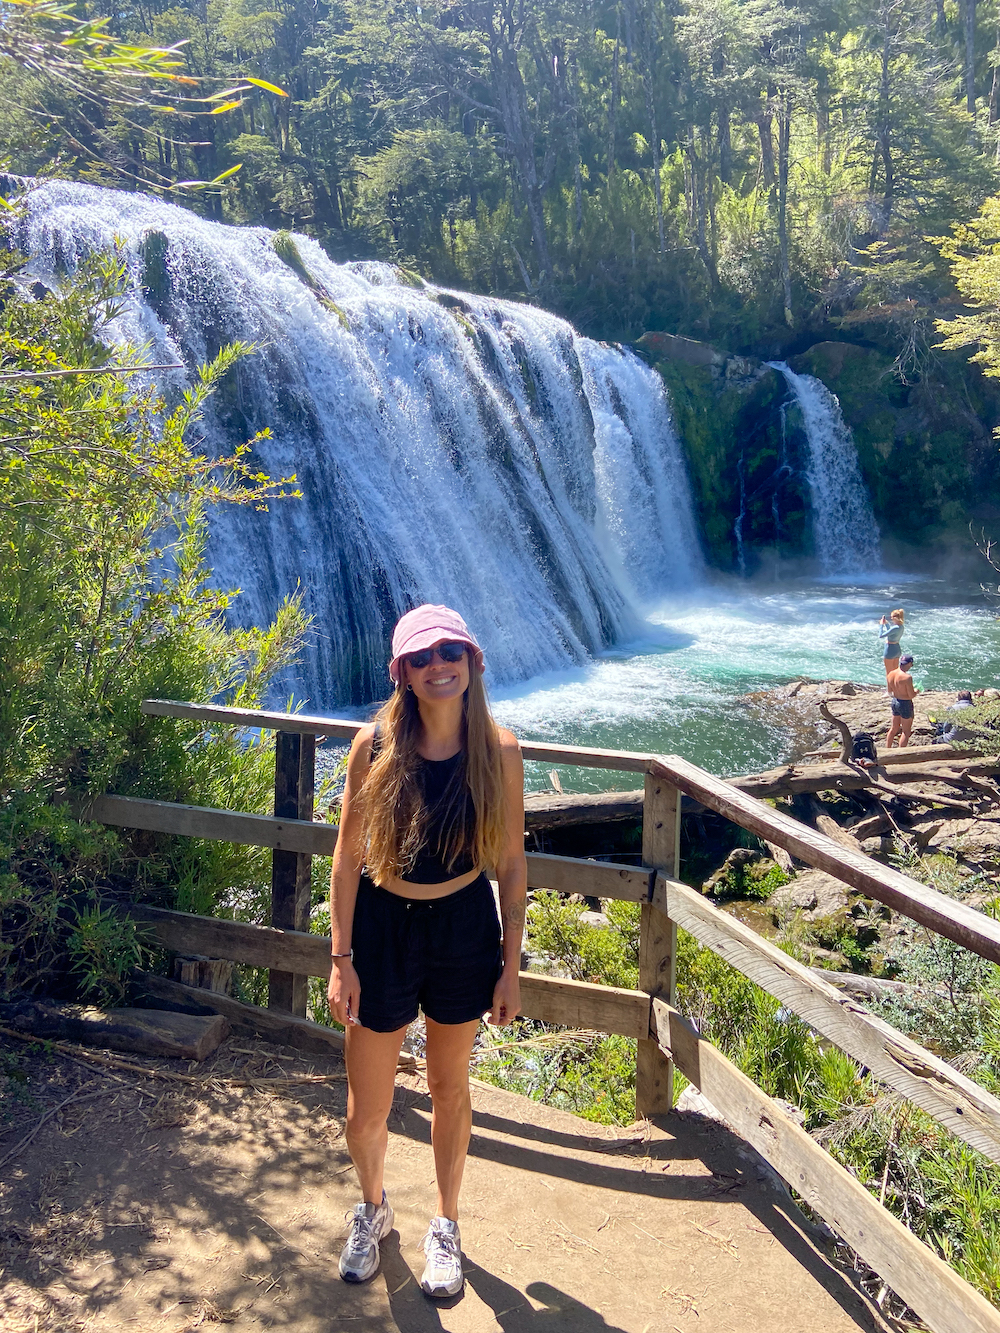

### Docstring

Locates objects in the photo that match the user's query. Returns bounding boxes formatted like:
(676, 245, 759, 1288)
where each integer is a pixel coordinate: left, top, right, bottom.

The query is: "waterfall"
(13, 179, 704, 705)
(767, 361, 881, 577)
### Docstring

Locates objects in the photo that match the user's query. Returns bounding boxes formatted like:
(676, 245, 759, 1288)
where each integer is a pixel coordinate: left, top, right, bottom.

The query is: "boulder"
(770, 869, 850, 918)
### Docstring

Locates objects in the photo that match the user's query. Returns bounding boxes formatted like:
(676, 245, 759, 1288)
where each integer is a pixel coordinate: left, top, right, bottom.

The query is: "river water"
(491, 574, 1000, 791)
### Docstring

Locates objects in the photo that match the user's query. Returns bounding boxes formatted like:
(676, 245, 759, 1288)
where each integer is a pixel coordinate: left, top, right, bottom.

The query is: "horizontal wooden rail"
(654, 874, 1000, 1167)
(128, 905, 650, 1038)
(89, 796, 650, 901)
(651, 754, 1000, 967)
(652, 998, 1000, 1333)
(88, 794, 339, 855)
(140, 699, 652, 771)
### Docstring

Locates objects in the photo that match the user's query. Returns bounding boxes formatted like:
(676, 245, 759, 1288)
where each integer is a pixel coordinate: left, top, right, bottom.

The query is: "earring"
(406, 683, 413, 691)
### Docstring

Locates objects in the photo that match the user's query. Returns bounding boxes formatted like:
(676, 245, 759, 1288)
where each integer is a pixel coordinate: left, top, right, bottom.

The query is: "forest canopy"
(3, 0, 1000, 347)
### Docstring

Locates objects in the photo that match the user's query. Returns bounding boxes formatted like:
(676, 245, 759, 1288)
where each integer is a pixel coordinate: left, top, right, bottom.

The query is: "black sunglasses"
(404, 641, 468, 670)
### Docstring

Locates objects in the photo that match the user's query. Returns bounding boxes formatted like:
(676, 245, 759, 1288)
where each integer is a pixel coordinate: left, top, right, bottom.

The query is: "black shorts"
(351, 872, 502, 1033)
(891, 697, 914, 720)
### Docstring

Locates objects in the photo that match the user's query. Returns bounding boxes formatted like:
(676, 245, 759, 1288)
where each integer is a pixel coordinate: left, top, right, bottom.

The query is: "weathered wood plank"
(141, 698, 362, 739)
(131, 970, 346, 1056)
(518, 973, 650, 1038)
(651, 997, 1000, 1333)
(651, 754, 1000, 965)
(636, 775, 679, 1118)
(524, 851, 652, 901)
(130, 904, 333, 975)
(0, 999, 229, 1061)
(128, 908, 649, 1038)
(654, 874, 1000, 1166)
(92, 797, 651, 902)
(85, 794, 339, 855)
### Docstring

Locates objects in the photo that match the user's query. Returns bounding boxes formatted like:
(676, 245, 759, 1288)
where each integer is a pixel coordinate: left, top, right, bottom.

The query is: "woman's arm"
(489, 729, 527, 1026)
(327, 724, 375, 1026)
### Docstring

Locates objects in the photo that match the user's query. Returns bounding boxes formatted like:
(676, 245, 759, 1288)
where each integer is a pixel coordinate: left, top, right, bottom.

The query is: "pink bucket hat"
(388, 604, 485, 685)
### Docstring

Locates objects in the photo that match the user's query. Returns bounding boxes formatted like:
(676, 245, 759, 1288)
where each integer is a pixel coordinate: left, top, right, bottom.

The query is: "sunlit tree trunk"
(607, 10, 621, 183)
(777, 87, 792, 326)
(965, 0, 977, 115)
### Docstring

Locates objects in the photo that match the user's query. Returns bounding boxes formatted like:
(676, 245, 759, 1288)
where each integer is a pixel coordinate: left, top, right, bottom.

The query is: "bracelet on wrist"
(331, 950, 352, 959)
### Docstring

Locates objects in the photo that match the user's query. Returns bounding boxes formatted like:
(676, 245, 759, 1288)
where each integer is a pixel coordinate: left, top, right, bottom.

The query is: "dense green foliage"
(6, 0, 1000, 347)
(0, 212, 307, 1003)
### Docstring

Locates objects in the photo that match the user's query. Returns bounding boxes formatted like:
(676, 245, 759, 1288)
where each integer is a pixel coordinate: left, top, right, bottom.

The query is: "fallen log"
(803, 745, 979, 765)
(524, 788, 643, 831)
(731, 756, 1000, 800)
(521, 760, 997, 830)
(804, 795, 866, 852)
(868, 779, 980, 816)
(0, 998, 229, 1061)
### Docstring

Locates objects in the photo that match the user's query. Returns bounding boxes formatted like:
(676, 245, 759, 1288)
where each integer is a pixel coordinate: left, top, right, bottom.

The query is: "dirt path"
(0, 1034, 882, 1333)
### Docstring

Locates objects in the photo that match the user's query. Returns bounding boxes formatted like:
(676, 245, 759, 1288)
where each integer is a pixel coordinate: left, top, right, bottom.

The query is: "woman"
(327, 604, 526, 1298)
(879, 608, 905, 680)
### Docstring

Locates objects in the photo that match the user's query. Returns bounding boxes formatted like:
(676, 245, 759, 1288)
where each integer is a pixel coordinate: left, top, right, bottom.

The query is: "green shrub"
(0, 233, 306, 1004)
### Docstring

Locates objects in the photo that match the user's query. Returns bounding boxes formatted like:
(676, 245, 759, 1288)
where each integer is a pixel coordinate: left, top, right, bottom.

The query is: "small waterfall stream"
(14, 180, 704, 704)
(768, 361, 881, 577)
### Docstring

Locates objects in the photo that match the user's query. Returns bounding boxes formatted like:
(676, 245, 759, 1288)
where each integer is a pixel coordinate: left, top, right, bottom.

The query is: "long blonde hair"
(358, 666, 505, 883)
(891, 608, 905, 623)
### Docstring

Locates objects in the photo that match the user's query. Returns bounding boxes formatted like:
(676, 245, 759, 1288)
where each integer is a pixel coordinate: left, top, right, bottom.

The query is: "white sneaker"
(420, 1216, 463, 1297)
(338, 1192, 393, 1283)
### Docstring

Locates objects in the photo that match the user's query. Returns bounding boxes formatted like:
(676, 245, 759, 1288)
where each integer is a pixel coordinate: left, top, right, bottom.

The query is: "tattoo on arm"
(502, 898, 526, 929)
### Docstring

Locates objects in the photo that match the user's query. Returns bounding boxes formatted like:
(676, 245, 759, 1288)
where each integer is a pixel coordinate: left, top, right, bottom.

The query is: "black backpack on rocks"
(851, 731, 878, 764)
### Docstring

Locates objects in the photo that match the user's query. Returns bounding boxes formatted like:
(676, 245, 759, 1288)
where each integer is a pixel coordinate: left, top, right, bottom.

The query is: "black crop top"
(403, 751, 477, 884)
(369, 734, 477, 884)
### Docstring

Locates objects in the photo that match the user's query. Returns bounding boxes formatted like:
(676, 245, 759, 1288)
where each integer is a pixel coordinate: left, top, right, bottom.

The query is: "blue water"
(491, 575, 1000, 791)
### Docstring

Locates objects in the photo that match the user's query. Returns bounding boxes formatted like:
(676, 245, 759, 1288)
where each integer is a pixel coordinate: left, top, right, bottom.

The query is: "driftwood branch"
(818, 701, 854, 764)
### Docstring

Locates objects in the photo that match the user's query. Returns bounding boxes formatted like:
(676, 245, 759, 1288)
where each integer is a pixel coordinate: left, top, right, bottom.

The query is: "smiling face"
(402, 640, 470, 705)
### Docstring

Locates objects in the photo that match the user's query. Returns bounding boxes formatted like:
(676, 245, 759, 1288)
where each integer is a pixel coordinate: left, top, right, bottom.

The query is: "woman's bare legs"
(424, 1017, 480, 1220)
(344, 1023, 409, 1204)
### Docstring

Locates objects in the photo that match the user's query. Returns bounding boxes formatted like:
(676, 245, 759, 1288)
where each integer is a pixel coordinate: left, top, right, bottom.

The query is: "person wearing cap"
(886, 652, 920, 747)
(327, 604, 526, 1297)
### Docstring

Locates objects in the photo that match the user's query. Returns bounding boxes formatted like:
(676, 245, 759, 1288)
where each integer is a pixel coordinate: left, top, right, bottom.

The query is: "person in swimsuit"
(328, 604, 526, 1298)
(879, 608, 905, 680)
(886, 652, 919, 747)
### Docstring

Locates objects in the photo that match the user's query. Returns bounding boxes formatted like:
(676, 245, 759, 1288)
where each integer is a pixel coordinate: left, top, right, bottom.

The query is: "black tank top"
(404, 751, 477, 884)
(369, 734, 477, 884)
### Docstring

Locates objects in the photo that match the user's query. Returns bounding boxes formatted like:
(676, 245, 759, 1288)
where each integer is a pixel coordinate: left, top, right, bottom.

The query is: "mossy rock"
(394, 265, 425, 289)
(658, 358, 807, 570)
(789, 340, 1000, 546)
(272, 230, 314, 288)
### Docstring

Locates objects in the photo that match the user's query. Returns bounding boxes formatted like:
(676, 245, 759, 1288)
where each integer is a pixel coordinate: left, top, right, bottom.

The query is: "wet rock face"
(789, 340, 1000, 549)
(649, 356, 811, 572)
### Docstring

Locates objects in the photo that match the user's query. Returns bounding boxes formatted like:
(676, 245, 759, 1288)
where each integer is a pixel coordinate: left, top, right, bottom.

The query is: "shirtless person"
(887, 653, 919, 748)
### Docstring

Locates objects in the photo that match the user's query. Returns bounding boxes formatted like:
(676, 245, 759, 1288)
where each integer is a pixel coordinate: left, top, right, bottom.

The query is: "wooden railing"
(85, 698, 1000, 1333)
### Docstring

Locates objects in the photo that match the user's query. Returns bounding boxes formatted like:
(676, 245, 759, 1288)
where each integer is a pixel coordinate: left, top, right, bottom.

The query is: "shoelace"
(423, 1224, 460, 1262)
(345, 1207, 380, 1253)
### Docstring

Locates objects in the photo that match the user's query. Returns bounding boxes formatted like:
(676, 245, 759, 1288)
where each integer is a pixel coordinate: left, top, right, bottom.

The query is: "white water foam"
(15, 179, 704, 703)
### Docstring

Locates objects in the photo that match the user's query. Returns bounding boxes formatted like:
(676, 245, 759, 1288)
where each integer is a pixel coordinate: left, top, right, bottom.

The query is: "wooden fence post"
(268, 730, 315, 1015)
(636, 772, 680, 1118)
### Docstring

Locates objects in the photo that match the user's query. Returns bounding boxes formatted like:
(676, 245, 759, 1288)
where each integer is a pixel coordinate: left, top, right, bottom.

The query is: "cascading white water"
(14, 179, 703, 704)
(767, 361, 881, 577)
